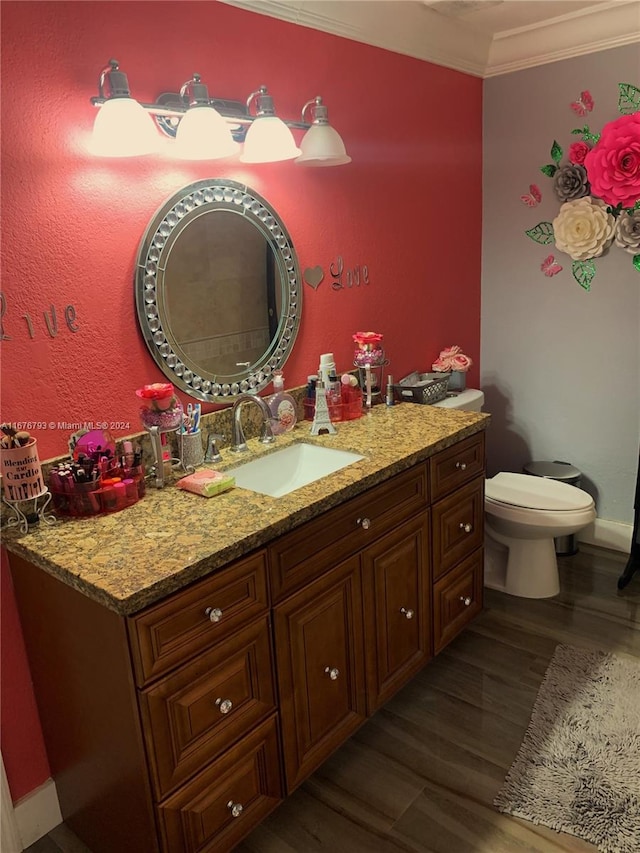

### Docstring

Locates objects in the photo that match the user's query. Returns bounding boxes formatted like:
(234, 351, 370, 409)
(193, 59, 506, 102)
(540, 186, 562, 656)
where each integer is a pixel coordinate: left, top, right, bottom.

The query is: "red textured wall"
(0, 1, 482, 802)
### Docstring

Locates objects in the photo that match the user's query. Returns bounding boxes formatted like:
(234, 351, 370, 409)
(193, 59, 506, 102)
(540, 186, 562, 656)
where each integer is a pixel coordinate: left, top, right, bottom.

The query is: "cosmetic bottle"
(318, 353, 336, 389)
(267, 370, 297, 435)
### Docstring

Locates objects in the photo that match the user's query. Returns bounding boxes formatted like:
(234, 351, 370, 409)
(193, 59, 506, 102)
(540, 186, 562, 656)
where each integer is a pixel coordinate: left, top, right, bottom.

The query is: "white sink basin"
(226, 442, 365, 498)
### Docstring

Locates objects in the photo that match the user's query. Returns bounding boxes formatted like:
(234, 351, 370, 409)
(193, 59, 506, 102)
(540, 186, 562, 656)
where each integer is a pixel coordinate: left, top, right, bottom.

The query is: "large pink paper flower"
(584, 112, 640, 209)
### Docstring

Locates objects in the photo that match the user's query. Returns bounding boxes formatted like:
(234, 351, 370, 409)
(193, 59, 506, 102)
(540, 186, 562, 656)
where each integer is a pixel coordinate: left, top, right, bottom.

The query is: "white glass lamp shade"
(91, 97, 158, 157)
(175, 106, 239, 160)
(296, 123, 352, 167)
(240, 116, 301, 163)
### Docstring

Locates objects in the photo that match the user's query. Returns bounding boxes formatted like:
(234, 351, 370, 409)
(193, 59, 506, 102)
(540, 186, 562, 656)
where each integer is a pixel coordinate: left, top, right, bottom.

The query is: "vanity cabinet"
(8, 429, 486, 853)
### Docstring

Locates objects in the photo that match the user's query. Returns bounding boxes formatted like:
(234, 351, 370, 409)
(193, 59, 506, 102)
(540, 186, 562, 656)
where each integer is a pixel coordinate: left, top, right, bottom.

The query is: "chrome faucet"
(231, 394, 275, 453)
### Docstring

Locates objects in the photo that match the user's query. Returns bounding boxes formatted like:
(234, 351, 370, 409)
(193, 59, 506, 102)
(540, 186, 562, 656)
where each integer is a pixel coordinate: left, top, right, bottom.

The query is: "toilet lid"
(486, 472, 593, 511)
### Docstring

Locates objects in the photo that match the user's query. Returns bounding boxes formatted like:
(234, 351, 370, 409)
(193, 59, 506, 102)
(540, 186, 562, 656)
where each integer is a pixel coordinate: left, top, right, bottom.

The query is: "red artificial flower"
(584, 112, 640, 209)
(569, 141, 590, 165)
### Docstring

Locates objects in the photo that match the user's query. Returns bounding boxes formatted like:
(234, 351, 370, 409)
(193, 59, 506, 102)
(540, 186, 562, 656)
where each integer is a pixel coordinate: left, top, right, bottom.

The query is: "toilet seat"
(485, 472, 593, 511)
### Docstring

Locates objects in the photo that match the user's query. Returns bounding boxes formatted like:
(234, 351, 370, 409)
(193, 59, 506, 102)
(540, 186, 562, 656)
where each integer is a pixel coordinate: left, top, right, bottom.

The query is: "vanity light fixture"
(89, 60, 351, 166)
(239, 86, 301, 164)
(174, 74, 239, 160)
(296, 97, 351, 167)
(90, 60, 159, 157)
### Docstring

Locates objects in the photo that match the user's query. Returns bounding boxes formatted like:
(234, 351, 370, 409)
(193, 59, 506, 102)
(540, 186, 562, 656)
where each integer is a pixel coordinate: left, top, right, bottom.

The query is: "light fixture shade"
(240, 116, 301, 163)
(296, 123, 352, 167)
(91, 97, 158, 157)
(175, 106, 239, 160)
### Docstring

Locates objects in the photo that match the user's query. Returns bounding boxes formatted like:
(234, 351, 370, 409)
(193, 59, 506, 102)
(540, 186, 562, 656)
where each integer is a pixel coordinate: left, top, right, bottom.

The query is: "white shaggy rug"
(494, 644, 640, 853)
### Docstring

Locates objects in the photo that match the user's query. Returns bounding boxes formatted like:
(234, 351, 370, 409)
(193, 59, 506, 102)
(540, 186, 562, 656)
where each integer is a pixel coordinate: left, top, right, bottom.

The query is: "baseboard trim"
(578, 518, 633, 554)
(13, 778, 62, 849)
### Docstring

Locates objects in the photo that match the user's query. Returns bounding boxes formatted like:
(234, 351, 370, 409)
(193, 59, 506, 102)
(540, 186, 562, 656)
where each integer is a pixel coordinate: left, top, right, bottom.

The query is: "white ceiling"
(222, 0, 640, 76)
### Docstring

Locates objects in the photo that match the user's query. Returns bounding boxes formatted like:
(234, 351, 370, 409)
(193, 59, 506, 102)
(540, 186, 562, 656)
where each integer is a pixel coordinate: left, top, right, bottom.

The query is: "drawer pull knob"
(460, 596, 472, 606)
(205, 607, 223, 623)
(215, 698, 233, 714)
(324, 666, 340, 680)
(459, 522, 473, 534)
(227, 800, 244, 818)
(400, 607, 414, 620)
(357, 517, 371, 530)
(455, 461, 467, 470)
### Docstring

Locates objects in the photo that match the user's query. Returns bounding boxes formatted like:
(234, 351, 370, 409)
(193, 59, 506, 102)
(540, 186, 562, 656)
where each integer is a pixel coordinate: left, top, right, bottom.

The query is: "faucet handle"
(205, 432, 225, 463)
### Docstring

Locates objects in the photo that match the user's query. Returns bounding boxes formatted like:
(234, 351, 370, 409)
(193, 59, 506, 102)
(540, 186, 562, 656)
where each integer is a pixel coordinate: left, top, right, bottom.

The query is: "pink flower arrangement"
(525, 83, 640, 290)
(352, 331, 383, 348)
(432, 345, 473, 373)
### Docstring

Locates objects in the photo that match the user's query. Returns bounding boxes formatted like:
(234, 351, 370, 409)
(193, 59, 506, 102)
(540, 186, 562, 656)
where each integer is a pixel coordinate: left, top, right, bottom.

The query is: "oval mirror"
(135, 178, 302, 402)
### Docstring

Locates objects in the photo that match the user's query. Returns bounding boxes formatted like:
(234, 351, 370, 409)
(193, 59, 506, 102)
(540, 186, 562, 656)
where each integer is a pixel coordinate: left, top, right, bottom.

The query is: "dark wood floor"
(25, 545, 639, 853)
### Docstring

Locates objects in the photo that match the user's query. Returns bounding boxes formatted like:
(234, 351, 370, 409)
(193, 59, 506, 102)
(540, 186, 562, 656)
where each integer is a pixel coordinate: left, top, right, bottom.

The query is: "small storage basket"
(393, 372, 450, 405)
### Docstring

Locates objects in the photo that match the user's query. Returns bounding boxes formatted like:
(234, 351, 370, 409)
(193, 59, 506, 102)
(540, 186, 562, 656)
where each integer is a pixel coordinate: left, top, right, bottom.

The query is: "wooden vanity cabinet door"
(433, 549, 483, 653)
(362, 511, 432, 712)
(431, 477, 484, 581)
(157, 715, 282, 853)
(273, 555, 366, 792)
(140, 616, 276, 799)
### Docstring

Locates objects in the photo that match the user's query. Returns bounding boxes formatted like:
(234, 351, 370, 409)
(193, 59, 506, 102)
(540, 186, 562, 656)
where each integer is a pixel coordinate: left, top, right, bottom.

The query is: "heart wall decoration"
(303, 266, 324, 290)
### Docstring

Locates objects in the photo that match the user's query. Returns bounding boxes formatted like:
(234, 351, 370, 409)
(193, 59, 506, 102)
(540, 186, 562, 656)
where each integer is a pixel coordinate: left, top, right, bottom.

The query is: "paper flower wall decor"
(525, 83, 640, 291)
(432, 345, 473, 373)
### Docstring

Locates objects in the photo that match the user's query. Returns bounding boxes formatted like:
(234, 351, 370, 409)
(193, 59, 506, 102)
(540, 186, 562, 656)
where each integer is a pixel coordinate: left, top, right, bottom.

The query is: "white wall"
(482, 44, 640, 526)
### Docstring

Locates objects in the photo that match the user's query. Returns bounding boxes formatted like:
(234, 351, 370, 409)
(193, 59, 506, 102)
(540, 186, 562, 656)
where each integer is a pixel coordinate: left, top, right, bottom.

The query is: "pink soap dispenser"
(267, 370, 297, 435)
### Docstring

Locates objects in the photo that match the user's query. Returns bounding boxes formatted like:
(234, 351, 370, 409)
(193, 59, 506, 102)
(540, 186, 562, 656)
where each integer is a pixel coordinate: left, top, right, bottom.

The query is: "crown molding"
(220, 0, 640, 78)
(485, 1, 640, 77)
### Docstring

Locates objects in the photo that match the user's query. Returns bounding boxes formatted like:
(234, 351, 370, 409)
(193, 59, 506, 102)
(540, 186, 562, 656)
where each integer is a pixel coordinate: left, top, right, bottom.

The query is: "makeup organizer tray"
(49, 461, 146, 517)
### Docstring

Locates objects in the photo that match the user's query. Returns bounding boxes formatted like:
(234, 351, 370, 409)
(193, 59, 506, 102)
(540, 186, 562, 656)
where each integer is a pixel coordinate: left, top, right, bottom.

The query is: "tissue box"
(177, 469, 235, 498)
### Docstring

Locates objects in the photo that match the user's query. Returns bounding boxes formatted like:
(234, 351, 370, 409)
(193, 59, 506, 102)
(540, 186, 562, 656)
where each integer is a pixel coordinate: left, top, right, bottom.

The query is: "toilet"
(433, 389, 596, 598)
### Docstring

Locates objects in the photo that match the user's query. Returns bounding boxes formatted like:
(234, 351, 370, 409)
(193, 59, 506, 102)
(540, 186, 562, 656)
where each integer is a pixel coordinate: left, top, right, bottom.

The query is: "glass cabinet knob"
(227, 800, 244, 818)
(205, 606, 223, 623)
(460, 596, 472, 606)
(215, 697, 233, 714)
(455, 461, 467, 470)
(400, 607, 414, 620)
(324, 666, 340, 680)
(357, 517, 371, 530)
(459, 522, 473, 533)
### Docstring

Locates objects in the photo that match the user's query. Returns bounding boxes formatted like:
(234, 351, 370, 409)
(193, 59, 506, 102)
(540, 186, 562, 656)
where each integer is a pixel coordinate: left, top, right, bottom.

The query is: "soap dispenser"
(267, 370, 297, 435)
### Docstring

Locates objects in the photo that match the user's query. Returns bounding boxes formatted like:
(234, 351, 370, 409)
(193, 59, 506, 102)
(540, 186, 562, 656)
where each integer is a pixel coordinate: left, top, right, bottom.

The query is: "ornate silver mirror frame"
(135, 178, 302, 402)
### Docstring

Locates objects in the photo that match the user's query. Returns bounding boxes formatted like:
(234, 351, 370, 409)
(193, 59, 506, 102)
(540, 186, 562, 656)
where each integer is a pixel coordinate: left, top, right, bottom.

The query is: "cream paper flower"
(552, 197, 616, 261)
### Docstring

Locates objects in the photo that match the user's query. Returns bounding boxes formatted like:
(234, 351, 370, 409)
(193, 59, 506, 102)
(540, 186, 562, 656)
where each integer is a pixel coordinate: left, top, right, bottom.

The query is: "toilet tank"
(433, 389, 484, 412)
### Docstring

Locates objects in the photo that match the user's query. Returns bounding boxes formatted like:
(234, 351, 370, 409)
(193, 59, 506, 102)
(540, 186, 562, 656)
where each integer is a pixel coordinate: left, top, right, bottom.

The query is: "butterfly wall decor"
(570, 90, 594, 117)
(541, 254, 563, 277)
(520, 184, 542, 207)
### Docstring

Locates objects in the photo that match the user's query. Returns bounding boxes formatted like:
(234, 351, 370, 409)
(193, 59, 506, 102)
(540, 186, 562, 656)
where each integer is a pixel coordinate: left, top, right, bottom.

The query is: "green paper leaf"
(570, 126, 599, 144)
(540, 164, 557, 178)
(572, 259, 596, 291)
(633, 255, 640, 273)
(525, 222, 554, 245)
(551, 140, 563, 163)
(618, 83, 640, 115)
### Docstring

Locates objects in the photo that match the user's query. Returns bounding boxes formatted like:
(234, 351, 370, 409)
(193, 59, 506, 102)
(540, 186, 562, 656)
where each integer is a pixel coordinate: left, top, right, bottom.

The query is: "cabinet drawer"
(140, 616, 276, 799)
(157, 714, 282, 853)
(432, 477, 484, 581)
(269, 464, 428, 602)
(129, 551, 269, 686)
(430, 432, 485, 501)
(433, 549, 483, 654)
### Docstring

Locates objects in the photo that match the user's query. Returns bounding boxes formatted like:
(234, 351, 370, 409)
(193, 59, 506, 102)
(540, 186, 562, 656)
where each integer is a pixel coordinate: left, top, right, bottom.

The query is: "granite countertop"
(3, 404, 489, 616)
